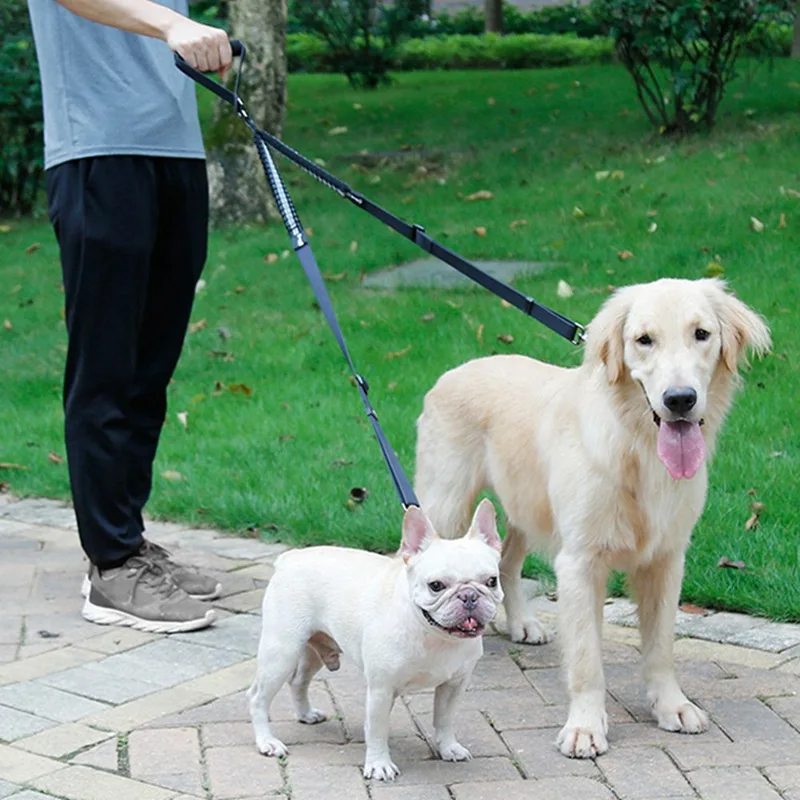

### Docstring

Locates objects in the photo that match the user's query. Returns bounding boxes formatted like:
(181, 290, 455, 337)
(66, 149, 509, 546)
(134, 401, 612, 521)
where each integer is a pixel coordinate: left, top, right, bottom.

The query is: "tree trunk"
(206, 0, 287, 226)
(484, 0, 503, 34)
(792, 5, 800, 58)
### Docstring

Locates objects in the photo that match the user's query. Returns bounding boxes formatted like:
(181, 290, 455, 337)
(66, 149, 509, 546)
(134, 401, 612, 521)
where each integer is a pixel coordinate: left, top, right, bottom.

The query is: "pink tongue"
(461, 617, 478, 631)
(657, 420, 706, 480)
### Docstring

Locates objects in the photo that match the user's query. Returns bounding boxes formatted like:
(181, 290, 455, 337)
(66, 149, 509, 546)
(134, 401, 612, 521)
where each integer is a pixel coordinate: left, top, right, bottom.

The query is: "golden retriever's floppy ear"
(583, 287, 631, 384)
(705, 279, 772, 372)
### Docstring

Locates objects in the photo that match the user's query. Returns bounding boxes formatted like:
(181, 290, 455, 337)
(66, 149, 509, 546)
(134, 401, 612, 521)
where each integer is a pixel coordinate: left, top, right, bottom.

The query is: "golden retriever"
(414, 278, 770, 759)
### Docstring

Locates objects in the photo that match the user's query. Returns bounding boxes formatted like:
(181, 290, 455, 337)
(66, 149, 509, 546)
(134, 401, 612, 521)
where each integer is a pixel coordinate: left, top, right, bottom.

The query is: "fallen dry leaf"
(617, 250, 635, 261)
(610, 170, 625, 180)
(497, 334, 515, 345)
(328, 126, 348, 136)
(420, 312, 435, 322)
(176, 411, 188, 430)
(353, 103, 362, 110)
(228, 383, 253, 397)
(265, 253, 279, 264)
(476, 323, 484, 343)
(717, 556, 747, 570)
(323, 271, 347, 282)
(595, 171, 610, 181)
(235, 286, 246, 294)
(557, 280, 574, 299)
(474, 226, 487, 237)
(509, 219, 528, 230)
(189, 319, 207, 334)
(47, 451, 64, 465)
(572, 206, 587, 218)
(783, 188, 800, 199)
(750, 216, 765, 233)
(679, 603, 711, 616)
(161, 470, 184, 482)
(194, 279, 206, 293)
(385, 345, 412, 360)
(706, 262, 724, 278)
(25, 243, 41, 256)
(0, 224, 11, 234)
(0, 463, 28, 470)
(487, 97, 496, 106)
(3, 319, 11, 330)
(778, 213, 787, 229)
(279, 434, 294, 444)
(465, 190, 494, 202)
(648, 222, 658, 234)
(500, 299, 512, 309)
(745, 501, 765, 531)
(646, 210, 658, 217)
(349, 240, 358, 253)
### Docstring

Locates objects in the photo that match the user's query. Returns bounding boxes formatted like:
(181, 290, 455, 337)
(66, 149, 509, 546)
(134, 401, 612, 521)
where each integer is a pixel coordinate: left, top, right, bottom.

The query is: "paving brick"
(12, 722, 111, 758)
(0, 681, 107, 722)
(669, 741, 800, 770)
(384, 755, 519, 786)
(0, 617, 22, 647)
(150, 690, 251, 727)
(180, 657, 256, 697)
(288, 764, 368, 800)
(673, 638, 785, 670)
(70, 737, 119, 770)
(452, 776, 614, 800)
(128, 727, 204, 796)
(0, 645, 102, 687)
(201, 721, 254, 748)
(229, 563, 275, 581)
(687, 765, 781, 799)
(411, 707, 509, 758)
(728, 623, 800, 653)
(607, 721, 729, 747)
(0, 744, 62, 783)
(502, 728, 603, 779)
(76, 629, 159, 655)
(171, 612, 262, 654)
(467, 647, 530, 691)
(215, 589, 265, 614)
(40, 662, 162, 704)
(766, 696, 800, 729)
(598, 745, 694, 798)
(764, 765, 800, 800)
(706, 698, 800, 742)
(0, 647, 16, 665)
(0, 779, 18, 799)
(205, 745, 284, 798)
(0, 704, 57, 741)
(333, 691, 417, 744)
(83, 685, 216, 732)
(370, 785, 450, 800)
(32, 764, 176, 800)
(522, 667, 568, 705)
(0, 792, 56, 800)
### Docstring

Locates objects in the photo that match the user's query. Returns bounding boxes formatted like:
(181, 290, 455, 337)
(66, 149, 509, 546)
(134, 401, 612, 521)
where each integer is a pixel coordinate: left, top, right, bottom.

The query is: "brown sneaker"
(81, 540, 222, 601)
(82, 553, 216, 634)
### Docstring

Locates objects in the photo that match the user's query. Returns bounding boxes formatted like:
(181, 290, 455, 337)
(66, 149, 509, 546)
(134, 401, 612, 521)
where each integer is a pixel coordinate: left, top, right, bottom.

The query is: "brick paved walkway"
(2, 492, 800, 800)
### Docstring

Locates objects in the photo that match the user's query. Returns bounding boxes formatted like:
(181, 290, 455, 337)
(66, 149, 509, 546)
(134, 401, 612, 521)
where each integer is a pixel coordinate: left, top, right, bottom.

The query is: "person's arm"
(54, 0, 232, 76)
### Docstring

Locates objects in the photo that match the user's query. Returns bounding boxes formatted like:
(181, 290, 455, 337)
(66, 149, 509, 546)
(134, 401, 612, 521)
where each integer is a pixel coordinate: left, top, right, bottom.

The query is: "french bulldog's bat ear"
(399, 505, 438, 560)
(467, 498, 502, 553)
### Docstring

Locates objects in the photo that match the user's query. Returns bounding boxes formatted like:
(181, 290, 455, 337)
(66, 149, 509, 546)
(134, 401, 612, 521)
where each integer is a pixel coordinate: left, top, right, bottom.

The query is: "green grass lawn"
(2, 60, 799, 619)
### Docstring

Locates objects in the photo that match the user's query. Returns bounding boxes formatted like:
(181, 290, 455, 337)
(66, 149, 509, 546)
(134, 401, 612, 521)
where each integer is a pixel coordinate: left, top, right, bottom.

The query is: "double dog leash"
(175, 41, 585, 510)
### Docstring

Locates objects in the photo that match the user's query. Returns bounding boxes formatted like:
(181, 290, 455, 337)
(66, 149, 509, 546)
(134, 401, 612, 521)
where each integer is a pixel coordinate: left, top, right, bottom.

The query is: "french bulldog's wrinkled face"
(400, 500, 503, 639)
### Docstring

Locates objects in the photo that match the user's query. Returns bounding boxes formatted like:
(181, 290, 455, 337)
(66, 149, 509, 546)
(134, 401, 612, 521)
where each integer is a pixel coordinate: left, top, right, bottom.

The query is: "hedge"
(287, 32, 616, 74)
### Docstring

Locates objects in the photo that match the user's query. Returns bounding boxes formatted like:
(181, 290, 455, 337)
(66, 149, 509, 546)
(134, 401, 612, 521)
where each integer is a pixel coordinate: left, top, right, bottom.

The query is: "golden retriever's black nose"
(663, 386, 697, 415)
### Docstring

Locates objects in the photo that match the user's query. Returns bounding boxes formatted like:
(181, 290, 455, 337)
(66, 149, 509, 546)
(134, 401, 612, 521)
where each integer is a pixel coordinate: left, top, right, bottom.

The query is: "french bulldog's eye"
(428, 581, 445, 593)
(695, 328, 710, 342)
(486, 576, 498, 588)
(636, 333, 653, 346)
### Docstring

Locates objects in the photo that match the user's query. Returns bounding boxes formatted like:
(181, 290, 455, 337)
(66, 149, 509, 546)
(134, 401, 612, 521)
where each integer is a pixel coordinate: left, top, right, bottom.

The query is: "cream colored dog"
(414, 278, 770, 759)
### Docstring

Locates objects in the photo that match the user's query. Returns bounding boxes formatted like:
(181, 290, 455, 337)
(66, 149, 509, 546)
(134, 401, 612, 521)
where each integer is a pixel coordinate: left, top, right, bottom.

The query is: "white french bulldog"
(248, 498, 503, 781)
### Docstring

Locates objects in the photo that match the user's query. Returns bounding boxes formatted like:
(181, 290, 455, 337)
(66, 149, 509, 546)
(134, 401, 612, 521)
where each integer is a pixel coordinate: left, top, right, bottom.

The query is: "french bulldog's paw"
(363, 757, 400, 782)
(297, 708, 327, 725)
(556, 723, 608, 759)
(438, 741, 472, 762)
(256, 737, 289, 758)
(509, 616, 552, 645)
(654, 700, 709, 735)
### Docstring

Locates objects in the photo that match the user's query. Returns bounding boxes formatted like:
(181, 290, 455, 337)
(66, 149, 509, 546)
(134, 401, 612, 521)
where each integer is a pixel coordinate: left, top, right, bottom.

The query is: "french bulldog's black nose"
(458, 589, 478, 610)
(663, 386, 697, 416)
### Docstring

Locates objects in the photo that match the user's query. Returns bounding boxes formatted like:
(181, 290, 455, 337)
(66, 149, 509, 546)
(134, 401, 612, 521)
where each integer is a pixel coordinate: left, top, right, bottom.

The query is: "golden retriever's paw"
(556, 722, 609, 759)
(508, 616, 552, 645)
(655, 701, 709, 734)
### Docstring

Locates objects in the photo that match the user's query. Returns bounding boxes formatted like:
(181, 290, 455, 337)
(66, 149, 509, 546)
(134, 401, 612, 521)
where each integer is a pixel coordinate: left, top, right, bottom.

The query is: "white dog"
(414, 278, 770, 758)
(248, 500, 504, 780)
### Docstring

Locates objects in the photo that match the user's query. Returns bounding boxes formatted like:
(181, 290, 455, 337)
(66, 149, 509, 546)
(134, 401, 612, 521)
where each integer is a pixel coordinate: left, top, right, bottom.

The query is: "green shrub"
(592, 0, 795, 134)
(291, 0, 426, 89)
(287, 31, 616, 73)
(0, 1, 43, 216)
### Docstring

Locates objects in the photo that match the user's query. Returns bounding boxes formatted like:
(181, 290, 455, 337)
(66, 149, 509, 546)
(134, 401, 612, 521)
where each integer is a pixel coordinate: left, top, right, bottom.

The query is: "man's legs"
(47, 155, 216, 631)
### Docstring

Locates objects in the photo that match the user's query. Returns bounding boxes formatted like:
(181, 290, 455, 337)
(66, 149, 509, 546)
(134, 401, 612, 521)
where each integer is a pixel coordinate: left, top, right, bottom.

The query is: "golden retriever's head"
(584, 278, 770, 478)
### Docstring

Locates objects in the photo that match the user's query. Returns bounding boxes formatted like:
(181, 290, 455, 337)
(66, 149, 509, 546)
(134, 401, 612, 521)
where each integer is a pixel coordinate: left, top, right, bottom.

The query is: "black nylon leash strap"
(174, 42, 586, 346)
(175, 44, 420, 510)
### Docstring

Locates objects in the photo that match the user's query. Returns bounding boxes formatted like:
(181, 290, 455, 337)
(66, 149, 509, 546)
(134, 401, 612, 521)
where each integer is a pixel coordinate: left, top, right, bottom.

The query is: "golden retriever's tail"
(414, 397, 486, 541)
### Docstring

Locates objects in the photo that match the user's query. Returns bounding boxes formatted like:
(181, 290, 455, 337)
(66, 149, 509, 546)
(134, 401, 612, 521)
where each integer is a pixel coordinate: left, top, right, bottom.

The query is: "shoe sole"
(82, 597, 217, 634)
(81, 575, 222, 602)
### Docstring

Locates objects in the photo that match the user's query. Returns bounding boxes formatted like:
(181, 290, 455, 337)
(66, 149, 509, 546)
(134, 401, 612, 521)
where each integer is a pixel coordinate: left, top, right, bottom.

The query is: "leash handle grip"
(173, 38, 244, 65)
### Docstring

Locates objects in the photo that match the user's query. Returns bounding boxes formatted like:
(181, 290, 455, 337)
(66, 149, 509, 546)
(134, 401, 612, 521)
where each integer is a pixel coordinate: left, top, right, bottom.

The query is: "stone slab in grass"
(361, 258, 552, 290)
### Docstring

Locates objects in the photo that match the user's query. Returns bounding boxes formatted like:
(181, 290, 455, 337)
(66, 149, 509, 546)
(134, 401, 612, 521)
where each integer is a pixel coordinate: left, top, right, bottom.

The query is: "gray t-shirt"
(27, 0, 205, 169)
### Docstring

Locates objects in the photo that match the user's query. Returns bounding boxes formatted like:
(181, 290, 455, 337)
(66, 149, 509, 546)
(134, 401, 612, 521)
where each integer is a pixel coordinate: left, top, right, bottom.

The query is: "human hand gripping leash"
(174, 42, 586, 510)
